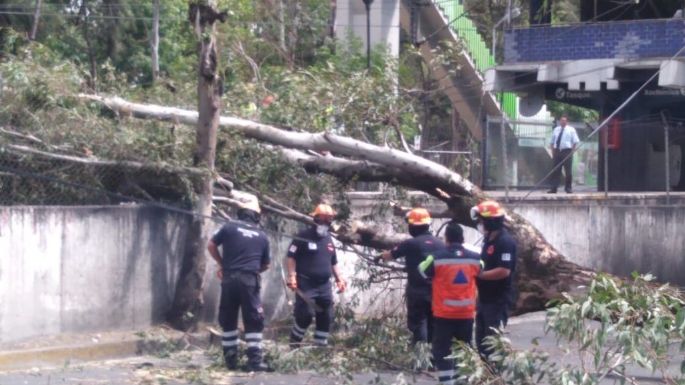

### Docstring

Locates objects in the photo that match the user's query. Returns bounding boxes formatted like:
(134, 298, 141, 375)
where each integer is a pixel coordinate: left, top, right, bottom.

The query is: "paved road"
(0, 351, 434, 385)
(0, 312, 681, 385)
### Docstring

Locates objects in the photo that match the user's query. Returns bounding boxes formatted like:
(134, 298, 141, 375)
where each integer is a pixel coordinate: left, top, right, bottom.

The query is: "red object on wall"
(600, 117, 621, 150)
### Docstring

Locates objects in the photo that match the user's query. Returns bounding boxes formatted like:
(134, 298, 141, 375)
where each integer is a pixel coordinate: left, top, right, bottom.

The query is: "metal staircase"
(399, 0, 517, 140)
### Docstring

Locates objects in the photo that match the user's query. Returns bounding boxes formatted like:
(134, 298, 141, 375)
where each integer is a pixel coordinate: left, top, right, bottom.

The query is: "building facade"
(486, 0, 685, 191)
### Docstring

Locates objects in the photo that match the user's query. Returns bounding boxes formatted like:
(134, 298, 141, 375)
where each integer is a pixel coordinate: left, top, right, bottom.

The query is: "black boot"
(246, 361, 274, 372)
(223, 351, 238, 371)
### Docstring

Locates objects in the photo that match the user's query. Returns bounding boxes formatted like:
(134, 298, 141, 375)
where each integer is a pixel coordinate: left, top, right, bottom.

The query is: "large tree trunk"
(79, 94, 595, 315)
(166, 2, 225, 331)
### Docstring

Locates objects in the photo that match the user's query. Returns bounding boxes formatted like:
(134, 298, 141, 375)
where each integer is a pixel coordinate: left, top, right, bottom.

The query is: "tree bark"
(29, 0, 42, 41)
(3, 144, 206, 177)
(151, 0, 160, 82)
(79, 0, 97, 90)
(79, 94, 595, 314)
(166, 2, 224, 331)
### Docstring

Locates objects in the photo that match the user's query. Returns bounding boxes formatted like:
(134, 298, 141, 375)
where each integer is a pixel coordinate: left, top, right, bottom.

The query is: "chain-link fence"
(0, 137, 196, 208)
(483, 117, 599, 191)
(597, 114, 685, 192)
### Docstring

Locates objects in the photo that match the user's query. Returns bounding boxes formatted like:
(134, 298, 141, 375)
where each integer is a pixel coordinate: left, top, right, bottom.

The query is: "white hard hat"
(237, 194, 261, 214)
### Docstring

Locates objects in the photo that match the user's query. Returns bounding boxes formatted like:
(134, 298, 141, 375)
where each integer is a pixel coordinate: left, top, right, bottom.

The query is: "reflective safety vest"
(420, 247, 482, 319)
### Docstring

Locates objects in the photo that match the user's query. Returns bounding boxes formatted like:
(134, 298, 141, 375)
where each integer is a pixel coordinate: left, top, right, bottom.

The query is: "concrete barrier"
(0, 206, 188, 344)
(0, 204, 402, 345)
(509, 200, 685, 287)
(3, 195, 682, 345)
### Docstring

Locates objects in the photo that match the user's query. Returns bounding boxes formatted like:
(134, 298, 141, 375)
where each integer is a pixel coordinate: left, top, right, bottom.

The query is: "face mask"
(316, 224, 329, 237)
(477, 223, 487, 235)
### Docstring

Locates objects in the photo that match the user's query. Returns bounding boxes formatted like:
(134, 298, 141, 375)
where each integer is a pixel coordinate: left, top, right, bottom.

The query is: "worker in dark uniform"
(287, 203, 347, 346)
(381, 208, 445, 345)
(207, 195, 272, 372)
(470, 200, 517, 359)
(418, 221, 481, 385)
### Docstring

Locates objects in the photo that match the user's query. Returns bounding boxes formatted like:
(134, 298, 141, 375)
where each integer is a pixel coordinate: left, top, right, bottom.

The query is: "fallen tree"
(80, 94, 595, 314)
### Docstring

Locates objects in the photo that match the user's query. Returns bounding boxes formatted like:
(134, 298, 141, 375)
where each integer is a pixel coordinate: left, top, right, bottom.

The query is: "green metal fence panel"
(433, 0, 517, 120)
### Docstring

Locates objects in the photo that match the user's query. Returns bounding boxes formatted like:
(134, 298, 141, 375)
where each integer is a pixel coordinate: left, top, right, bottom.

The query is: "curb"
(0, 337, 142, 371)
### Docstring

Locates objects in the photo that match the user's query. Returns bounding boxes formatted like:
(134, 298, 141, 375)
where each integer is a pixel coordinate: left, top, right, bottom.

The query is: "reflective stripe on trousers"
(313, 330, 329, 345)
(245, 332, 262, 349)
(290, 322, 307, 340)
(222, 329, 239, 348)
(437, 369, 456, 385)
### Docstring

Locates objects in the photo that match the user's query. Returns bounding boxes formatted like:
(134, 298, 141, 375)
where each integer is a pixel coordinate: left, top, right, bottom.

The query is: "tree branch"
(2, 144, 208, 178)
(79, 94, 481, 200)
(78, 94, 596, 314)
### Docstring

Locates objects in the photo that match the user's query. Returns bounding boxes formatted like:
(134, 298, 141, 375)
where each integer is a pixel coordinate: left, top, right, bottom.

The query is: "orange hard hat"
(406, 208, 432, 225)
(311, 203, 335, 218)
(470, 200, 505, 220)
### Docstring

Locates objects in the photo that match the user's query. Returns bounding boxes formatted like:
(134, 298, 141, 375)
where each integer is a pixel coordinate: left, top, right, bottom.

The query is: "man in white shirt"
(548, 115, 580, 193)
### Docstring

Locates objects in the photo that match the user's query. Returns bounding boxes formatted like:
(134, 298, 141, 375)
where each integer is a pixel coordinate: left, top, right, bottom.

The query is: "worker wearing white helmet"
(207, 195, 272, 372)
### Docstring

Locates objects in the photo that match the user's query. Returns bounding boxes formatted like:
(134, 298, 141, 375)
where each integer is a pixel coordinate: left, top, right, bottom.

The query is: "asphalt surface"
(0, 312, 681, 385)
(0, 352, 434, 385)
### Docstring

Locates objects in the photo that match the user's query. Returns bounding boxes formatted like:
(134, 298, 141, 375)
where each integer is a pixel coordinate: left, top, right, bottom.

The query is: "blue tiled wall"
(504, 19, 685, 63)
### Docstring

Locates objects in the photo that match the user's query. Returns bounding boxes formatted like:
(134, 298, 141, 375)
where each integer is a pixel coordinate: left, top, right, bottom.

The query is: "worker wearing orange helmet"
(470, 200, 517, 359)
(381, 207, 446, 345)
(286, 203, 346, 347)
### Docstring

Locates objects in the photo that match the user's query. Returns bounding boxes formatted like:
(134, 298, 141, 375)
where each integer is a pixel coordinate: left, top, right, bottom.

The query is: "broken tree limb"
(3, 144, 208, 178)
(80, 94, 595, 314)
(79, 94, 478, 199)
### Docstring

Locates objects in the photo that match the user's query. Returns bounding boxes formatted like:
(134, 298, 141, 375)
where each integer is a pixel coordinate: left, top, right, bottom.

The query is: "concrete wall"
(4, 198, 682, 344)
(0, 206, 188, 344)
(510, 200, 685, 287)
(335, 0, 401, 57)
(1, 204, 403, 344)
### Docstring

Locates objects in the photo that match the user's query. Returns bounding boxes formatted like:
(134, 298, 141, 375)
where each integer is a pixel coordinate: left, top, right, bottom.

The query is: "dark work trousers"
(432, 317, 474, 385)
(550, 149, 573, 192)
(476, 301, 508, 359)
(219, 271, 264, 367)
(406, 286, 433, 345)
(289, 277, 333, 346)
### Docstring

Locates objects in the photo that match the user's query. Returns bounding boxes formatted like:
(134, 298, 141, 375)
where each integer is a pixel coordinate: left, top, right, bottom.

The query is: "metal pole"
(604, 125, 609, 197)
(491, 28, 497, 62)
(506, 0, 512, 26)
(500, 116, 510, 202)
(661, 111, 671, 203)
(363, 0, 373, 70)
(482, 117, 489, 188)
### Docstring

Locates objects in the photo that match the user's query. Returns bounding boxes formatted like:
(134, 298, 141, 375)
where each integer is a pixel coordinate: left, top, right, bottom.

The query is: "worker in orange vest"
(418, 221, 482, 385)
